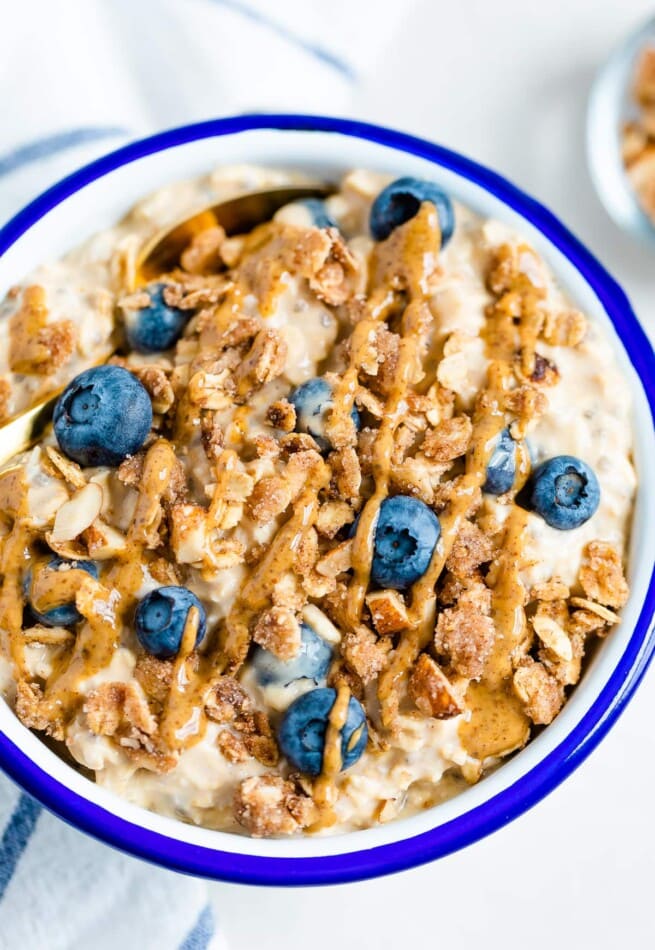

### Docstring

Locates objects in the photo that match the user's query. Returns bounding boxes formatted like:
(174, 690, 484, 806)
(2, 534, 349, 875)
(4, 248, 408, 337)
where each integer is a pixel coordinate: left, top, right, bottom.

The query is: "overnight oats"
(0, 166, 634, 837)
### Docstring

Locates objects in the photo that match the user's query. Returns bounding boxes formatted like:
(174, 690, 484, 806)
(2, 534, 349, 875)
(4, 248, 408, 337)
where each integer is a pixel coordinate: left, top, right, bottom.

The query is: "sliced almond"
(22, 624, 75, 645)
(187, 371, 233, 410)
(84, 520, 128, 559)
(169, 503, 207, 565)
(45, 537, 89, 560)
(49, 482, 103, 542)
(366, 589, 409, 636)
(302, 604, 342, 644)
(532, 613, 573, 661)
(44, 446, 86, 489)
(569, 597, 621, 624)
(315, 539, 352, 578)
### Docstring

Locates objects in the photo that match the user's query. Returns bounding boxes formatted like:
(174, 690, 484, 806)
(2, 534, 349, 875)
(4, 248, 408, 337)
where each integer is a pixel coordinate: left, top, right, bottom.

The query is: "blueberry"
(484, 427, 519, 495)
(368, 495, 441, 591)
(300, 198, 337, 230)
(370, 176, 455, 245)
(527, 455, 600, 530)
(288, 377, 360, 451)
(25, 556, 98, 627)
(124, 283, 188, 353)
(252, 623, 332, 688)
(278, 687, 368, 776)
(54, 365, 152, 468)
(135, 586, 207, 659)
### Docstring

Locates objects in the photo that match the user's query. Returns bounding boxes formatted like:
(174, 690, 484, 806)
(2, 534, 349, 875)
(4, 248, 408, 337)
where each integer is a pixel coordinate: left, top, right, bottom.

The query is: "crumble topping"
(234, 774, 317, 837)
(0, 165, 634, 838)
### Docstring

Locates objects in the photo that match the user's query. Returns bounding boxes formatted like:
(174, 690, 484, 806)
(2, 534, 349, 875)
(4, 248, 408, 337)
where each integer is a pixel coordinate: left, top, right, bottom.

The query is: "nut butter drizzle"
(377, 381, 509, 725)
(39, 439, 178, 724)
(347, 305, 427, 627)
(378, 239, 545, 731)
(310, 683, 350, 831)
(159, 605, 208, 750)
(0, 467, 32, 678)
(221, 446, 331, 672)
(344, 205, 442, 630)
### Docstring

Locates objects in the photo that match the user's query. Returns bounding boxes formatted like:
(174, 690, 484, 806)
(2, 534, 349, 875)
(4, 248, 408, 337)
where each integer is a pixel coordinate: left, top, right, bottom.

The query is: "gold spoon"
(0, 184, 331, 467)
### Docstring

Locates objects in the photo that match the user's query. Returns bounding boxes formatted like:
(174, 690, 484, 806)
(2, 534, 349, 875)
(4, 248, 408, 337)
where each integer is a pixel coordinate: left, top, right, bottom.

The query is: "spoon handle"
(0, 389, 64, 467)
(0, 352, 114, 467)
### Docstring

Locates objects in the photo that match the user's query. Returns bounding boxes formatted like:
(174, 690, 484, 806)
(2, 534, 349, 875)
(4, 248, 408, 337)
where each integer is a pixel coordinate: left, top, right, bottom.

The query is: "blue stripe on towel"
(180, 903, 216, 950)
(0, 793, 42, 901)
(0, 126, 127, 177)
(211, 0, 356, 80)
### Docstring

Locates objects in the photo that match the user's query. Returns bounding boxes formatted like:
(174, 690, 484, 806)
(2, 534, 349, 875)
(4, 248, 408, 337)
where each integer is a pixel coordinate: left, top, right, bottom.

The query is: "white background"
(212, 1, 655, 947)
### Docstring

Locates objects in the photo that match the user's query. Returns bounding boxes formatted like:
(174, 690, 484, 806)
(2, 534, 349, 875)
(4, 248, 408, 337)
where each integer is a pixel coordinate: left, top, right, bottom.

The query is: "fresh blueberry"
(135, 586, 207, 659)
(288, 377, 360, 451)
(300, 198, 337, 230)
(370, 176, 455, 246)
(526, 455, 600, 530)
(54, 365, 152, 467)
(25, 556, 98, 627)
(368, 495, 441, 591)
(278, 687, 368, 776)
(484, 427, 519, 495)
(252, 623, 332, 688)
(124, 283, 188, 353)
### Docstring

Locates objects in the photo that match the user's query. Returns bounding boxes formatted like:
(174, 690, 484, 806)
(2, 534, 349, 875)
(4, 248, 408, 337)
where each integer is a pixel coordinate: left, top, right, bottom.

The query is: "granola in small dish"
(0, 166, 634, 837)
(622, 44, 655, 223)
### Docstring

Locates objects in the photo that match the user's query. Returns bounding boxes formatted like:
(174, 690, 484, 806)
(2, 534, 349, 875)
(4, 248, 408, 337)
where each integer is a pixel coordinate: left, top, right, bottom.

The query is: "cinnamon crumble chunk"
(578, 541, 629, 609)
(513, 658, 565, 725)
(435, 601, 495, 679)
(234, 775, 317, 837)
(252, 607, 302, 660)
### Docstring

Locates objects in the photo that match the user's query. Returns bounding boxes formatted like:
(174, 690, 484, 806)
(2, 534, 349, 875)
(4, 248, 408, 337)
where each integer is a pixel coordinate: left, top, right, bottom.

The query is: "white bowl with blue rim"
(0, 115, 654, 886)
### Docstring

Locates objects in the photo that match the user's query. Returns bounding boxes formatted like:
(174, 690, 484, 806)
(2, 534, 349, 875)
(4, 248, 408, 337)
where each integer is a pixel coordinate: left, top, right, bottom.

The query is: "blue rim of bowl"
(0, 114, 654, 886)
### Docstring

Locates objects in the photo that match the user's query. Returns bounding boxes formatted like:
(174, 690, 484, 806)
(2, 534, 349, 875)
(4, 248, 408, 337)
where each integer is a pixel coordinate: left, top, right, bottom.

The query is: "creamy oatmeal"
(0, 165, 634, 837)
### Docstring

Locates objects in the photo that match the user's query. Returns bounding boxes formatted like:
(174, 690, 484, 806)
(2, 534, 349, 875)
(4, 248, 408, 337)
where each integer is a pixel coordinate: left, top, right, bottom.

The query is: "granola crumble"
(622, 46, 655, 223)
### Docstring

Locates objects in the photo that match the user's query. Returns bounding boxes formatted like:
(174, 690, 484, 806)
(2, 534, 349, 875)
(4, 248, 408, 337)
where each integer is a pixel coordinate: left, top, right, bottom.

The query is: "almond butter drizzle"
(29, 560, 94, 614)
(0, 467, 32, 679)
(221, 457, 331, 671)
(13, 439, 179, 725)
(41, 575, 121, 719)
(357, 228, 542, 742)
(348, 308, 426, 627)
(310, 683, 351, 831)
(159, 605, 209, 751)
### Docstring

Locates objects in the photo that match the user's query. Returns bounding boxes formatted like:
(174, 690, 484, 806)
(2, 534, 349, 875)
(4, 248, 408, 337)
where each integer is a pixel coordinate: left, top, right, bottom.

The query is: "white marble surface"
(212, 1, 655, 946)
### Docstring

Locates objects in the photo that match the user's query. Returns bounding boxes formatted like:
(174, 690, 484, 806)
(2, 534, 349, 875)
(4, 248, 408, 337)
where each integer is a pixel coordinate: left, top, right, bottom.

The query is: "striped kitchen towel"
(0, 0, 415, 947)
(0, 782, 221, 950)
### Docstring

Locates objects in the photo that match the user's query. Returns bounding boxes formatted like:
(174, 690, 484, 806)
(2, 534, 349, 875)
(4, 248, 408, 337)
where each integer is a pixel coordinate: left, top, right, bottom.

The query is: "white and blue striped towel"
(0, 1, 413, 946)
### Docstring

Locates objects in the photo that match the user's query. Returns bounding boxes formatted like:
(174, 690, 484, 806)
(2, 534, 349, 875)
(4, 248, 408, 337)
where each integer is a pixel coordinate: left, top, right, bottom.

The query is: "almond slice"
(84, 520, 128, 559)
(301, 604, 342, 645)
(44, 445, 86, 489)
(49, 482, 103, 542)
(569, 597, 621, 624)
(532, 613, 573, 661)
